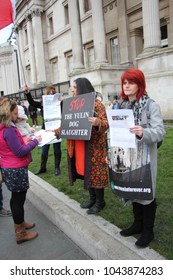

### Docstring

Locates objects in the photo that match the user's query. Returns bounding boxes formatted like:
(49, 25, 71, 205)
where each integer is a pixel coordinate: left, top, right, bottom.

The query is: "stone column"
(26, 16, 37, 85)
(68, 0, 84, 70)
(91, 0, 107, 64)
(15, 25, 25, 87)
(142, 0, 161, 51)
(117, 0, 131, 64)
(168, 0, 173, 46)
(31, 8, 46, 84)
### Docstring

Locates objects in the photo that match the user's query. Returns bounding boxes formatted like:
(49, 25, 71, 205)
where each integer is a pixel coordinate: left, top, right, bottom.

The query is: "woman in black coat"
(25, 85, 62, 176)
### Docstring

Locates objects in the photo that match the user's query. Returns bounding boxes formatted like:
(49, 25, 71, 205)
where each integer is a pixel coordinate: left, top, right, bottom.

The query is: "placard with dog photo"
(108, 142, 153, 200)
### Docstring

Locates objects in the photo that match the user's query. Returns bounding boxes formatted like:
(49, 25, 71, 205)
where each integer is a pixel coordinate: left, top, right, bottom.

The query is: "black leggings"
(10, 191, 27, 224)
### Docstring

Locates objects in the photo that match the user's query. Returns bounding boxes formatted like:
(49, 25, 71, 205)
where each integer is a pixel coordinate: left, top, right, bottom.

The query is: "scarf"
(119, 95, 149, 125)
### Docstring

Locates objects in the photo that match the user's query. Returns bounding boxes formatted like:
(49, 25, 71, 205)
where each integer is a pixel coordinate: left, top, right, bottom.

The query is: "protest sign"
(60, 92, 95, 140)
(107, 109, 153, 200)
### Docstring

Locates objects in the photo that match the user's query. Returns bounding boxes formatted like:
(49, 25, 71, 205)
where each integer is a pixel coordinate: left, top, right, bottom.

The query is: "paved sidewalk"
(0, 183, 90, 260)
(27, 172, 164, 260)
(1, 172, 165, 260)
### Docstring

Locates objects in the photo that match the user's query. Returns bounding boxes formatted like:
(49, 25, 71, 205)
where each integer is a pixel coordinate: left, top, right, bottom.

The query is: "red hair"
(120, 68, 146, 101)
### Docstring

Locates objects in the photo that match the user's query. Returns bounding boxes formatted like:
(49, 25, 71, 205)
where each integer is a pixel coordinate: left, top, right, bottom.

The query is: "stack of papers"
(34, 129, 57, 147)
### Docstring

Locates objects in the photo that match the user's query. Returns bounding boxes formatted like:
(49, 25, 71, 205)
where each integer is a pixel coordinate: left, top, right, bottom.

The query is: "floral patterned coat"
(67, 99, 109, 189)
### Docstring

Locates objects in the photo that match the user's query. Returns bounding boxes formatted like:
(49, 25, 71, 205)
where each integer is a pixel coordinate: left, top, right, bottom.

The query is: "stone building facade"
(0, 44, 20, 96)
(10, 0, 173, 118)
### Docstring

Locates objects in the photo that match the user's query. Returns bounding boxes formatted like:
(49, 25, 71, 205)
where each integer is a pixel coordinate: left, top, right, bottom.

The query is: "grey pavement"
(0, 182, 90, 260)
(0, 172, 165, 260)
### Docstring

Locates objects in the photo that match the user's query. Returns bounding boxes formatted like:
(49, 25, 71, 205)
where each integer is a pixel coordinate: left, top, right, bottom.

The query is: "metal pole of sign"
(14, 48, 21, 89)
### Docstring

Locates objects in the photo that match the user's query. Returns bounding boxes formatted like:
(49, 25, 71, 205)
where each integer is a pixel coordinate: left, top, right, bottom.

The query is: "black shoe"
(34, 168, 47, 175)
(135, 231, 154, 248)
(87, 202, 106, 215)
(80, 200, 96, 209)
(120, 223, 142, 237)
(55, 168, 60, 176)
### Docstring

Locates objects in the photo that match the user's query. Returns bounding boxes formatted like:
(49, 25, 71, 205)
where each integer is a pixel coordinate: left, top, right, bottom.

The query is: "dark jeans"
(42, 142, 61, 156)
(10, 191, 27, 224)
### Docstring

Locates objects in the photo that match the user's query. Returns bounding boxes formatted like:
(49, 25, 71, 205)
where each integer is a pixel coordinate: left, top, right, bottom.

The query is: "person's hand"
(105, 156, 109, 164)
(54, 128, 60, 136)
(35, 135, 42, 143)
(24, 84, 29, 94)
(130, 125, 143, 138)
(88, 117, 100, 126)
(26, 137, 32, 143)
(58, 95, 63, 102)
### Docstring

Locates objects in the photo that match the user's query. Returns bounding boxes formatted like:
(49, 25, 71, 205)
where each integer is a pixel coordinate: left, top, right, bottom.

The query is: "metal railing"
(6, 81, 70, 101)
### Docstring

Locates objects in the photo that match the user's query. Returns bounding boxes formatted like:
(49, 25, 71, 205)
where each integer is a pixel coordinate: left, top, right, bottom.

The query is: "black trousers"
(10, 191, 27, 224)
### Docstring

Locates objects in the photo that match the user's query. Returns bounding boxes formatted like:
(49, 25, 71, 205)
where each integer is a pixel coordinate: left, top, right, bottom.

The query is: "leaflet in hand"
(34, 129, 57, 147)
(106, 109, 136, 148)
(42, 93, 62, 130)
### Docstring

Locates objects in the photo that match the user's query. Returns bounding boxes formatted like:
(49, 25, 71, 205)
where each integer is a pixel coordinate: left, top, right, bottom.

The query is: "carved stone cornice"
(126, 3, 142, 15)
(14, 23, 22, 33)
(30, 7, 44, 18)
(104, 0, 117, 13)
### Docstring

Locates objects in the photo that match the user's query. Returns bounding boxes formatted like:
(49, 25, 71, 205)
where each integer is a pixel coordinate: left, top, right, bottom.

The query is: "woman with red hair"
(121, 68, 146, 101)
(117, 68, 165, 247)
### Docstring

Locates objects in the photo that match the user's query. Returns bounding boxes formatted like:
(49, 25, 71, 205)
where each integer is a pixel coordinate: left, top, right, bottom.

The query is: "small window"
(64, 4, 69, 25)
(87, 47, 94, 67)
(84, 42, 94, 67)
(110, 37, 119, 65)
(65, 51, 73, 74)
(24, 28, 28, 46)
(161, 25, 167, 40)
(161, 24, 168, 48)
(51, 60, 58, 84)
(84, 0, 91, 13)
(48, 14, 54, 36)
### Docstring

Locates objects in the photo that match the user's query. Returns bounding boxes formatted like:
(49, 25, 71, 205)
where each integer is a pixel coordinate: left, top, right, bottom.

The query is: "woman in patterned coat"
(67, 78, 109, 214)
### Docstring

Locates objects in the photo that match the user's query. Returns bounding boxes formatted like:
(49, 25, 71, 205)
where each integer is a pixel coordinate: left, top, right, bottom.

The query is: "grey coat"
(120, 99, 165, 205)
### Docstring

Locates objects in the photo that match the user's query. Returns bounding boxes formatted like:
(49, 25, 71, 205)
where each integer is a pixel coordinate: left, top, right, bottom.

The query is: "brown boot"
(14, 223, 38, 244)
(23, 221, 35, 229)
